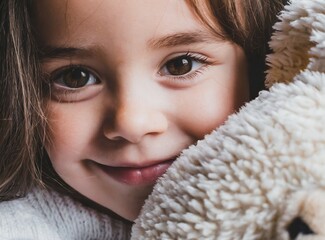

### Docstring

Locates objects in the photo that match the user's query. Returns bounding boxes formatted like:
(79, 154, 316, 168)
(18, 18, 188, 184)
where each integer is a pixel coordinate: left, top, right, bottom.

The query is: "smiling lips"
(98, 159, 175, 185)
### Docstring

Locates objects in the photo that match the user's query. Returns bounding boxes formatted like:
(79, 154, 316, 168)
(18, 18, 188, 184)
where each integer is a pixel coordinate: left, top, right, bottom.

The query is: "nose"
(103, 88, 168, 143)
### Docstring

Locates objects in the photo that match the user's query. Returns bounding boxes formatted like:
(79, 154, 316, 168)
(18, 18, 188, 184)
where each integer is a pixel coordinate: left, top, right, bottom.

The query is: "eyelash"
(49, 65, 99, 94)
(47, 52, 212, 94)
(159, 52, 212, 83)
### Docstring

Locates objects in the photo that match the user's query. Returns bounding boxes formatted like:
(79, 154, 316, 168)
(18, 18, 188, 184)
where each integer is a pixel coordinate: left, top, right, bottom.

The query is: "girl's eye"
(159, 53, 208, 77)
(165, 56, 193, 75)
(53, 67, 98, 89)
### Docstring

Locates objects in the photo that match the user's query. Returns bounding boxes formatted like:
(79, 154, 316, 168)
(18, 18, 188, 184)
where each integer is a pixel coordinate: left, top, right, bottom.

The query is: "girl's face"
(34, 0, 249, 220)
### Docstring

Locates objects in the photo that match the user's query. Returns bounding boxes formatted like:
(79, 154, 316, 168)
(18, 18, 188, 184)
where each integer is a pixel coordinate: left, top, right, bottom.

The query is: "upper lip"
(93, 156, 177, 169)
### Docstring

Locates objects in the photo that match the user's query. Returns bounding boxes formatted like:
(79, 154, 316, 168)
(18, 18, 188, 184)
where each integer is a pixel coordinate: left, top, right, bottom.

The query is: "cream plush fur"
(131, 0, 325, 239)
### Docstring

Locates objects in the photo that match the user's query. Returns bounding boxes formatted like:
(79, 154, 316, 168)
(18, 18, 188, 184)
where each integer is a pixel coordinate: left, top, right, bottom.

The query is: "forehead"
(32, 0, 218, 48)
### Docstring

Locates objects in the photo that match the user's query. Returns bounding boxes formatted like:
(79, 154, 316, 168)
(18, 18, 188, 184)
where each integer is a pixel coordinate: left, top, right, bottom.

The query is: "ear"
(287, 190, 325, 240)
(265, 0, 325, 88)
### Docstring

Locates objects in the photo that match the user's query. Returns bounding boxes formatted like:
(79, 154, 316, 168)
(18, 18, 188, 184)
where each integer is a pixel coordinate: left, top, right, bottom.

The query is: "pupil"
(167, 56, 192, 75)
(64, 68, 89, 88)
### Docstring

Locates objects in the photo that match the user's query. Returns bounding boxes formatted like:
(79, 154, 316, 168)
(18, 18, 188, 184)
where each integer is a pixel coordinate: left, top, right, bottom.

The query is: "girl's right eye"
(52, 67, 98, 89)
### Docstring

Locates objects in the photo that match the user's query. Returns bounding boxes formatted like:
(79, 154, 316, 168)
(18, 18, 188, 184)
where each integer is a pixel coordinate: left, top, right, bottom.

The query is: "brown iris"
(165, 56, 192, 75)
(63, 68, 90, 88)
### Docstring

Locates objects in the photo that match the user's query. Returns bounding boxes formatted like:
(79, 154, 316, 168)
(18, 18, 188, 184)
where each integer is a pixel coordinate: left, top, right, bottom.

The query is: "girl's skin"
(33, 0, 249, 220)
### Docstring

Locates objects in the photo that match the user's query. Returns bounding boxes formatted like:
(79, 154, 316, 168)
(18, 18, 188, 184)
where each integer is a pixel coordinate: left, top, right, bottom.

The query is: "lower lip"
(98, 160, 174, 185)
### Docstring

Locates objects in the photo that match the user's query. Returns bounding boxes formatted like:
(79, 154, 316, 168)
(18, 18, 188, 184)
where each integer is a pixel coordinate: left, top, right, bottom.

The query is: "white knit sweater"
(0, 187, 131, 240)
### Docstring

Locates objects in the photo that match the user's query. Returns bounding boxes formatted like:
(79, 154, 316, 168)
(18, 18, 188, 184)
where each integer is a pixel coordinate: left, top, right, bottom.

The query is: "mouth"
(95, 158, 176, 186)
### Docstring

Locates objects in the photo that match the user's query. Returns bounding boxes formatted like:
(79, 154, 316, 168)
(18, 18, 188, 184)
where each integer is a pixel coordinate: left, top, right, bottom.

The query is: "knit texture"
(131, 0, 325, 239)
(0, 187, 131, 240)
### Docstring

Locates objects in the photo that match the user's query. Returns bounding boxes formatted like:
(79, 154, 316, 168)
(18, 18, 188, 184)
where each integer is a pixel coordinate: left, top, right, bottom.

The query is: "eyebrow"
(39, 31, 221, 60)
(39, 46, 95, 60)
(148, 31, 221, 49)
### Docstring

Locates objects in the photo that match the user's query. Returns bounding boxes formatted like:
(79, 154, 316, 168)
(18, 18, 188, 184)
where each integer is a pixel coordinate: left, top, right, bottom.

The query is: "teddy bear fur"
(131, 0, 325, 239)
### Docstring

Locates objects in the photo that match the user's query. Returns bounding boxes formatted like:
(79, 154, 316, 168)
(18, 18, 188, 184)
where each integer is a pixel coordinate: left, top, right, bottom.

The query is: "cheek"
(179, 78, 249, 139)
(45, 103, 97, 164)
(180, 93, 232, 138)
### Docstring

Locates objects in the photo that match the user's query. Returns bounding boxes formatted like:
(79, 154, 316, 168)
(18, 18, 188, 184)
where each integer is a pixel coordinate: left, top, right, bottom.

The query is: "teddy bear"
(131, 0, 325, 239)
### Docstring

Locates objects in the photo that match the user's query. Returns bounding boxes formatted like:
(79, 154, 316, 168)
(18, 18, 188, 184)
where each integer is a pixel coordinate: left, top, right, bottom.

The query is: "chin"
(118, 204, 144, 222)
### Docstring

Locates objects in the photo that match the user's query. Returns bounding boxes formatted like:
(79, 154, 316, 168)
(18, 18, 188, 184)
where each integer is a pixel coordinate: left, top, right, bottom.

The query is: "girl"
(0, 0, 286, 238)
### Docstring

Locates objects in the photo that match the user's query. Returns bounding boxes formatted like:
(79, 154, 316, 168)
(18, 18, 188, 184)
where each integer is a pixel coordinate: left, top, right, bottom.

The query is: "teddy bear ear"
(265, 0, 325, 88)
(286, 190, 325, 240)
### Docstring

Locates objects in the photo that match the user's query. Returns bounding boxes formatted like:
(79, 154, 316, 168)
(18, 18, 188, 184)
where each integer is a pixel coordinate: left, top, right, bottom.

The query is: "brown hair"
(0, 0, 286, 201)
(187, 0, 287, 98)
(0, 0, 46, 200)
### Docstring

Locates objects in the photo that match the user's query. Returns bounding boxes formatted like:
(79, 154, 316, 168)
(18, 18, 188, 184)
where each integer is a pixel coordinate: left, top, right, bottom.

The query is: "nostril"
(108, 135, 126, 141)
(287, 217, 314, 240)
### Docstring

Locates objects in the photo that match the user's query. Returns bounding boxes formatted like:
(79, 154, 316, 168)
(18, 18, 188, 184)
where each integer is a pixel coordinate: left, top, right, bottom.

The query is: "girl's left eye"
(159, 53, 208, 77)
(53, 67, 98, 89)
